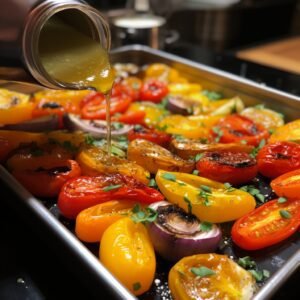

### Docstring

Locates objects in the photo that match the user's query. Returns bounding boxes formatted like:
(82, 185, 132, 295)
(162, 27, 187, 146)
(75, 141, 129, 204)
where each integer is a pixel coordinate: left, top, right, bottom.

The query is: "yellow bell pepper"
(155, 170, 256, 223)
(0, 89, 34, 124)
(168, 83, 202, 95)
(268, 119, 300, 143)
(100, 217, 156, 296)
(158, 115, 221, 139)
(76, 146, 150, 185)
(127, 102, 169, 126)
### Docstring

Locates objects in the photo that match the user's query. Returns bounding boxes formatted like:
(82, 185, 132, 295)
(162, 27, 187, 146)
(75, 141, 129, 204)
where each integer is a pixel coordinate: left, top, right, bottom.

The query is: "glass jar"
(18, 0, 110, 89)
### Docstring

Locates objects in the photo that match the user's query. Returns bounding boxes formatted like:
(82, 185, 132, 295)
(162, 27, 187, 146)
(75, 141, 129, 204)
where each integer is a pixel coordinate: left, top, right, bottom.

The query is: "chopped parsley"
(249, 269, 270, 282)
(212, 126, 223, 143)
(183, 194, 192, 214)
(194, 153, 204, 162)
(162, 172, 177, 182)
(200, 222, 212, 232)
(279, 209, 291, 219)
(201, 90, 223, 101)
(200, 185, 212, 193)
(148, 178, 158, 188)
(224, 182, 235, 192)
(131, 204, 157, 224)
(192, 170, 199, 175)
(250, 139, 266, 158)
(102, 184, 122, 192)
(191, 266, 215, 277)
(238, 256, 256, 269)
(277, 197, 287, 204)
(240, 185, 265, 203)
(85, 134, 96, 145)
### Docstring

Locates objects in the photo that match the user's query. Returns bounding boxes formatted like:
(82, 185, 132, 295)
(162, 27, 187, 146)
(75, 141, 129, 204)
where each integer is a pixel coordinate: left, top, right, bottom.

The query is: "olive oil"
(39, 15, 114, 155)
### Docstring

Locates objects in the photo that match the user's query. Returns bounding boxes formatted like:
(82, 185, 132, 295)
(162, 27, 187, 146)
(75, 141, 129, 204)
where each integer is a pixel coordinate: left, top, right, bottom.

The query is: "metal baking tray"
(1, 45, 300, 300)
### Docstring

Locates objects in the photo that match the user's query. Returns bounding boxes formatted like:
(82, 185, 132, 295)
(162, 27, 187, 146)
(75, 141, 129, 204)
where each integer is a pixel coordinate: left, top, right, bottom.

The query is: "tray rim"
(0, 44, 299, 300)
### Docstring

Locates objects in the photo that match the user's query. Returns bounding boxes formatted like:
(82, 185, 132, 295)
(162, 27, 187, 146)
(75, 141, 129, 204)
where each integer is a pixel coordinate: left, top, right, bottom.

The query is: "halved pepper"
(155, 170, 256, 223)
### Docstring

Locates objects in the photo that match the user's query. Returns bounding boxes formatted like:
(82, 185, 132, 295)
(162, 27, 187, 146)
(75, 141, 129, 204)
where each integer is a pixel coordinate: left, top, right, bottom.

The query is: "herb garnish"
(250, 139, 266, 158)
(277, 197, 287, 204)
(131, 204, 157, 224)
(200, 222, 212, 232)
(239, 185, 265, 203)
(162, 172, 177, 182)
(183, 194, 192, 214)
(102, 184, 122, 192)
(191, 266, 215, 277)
(212, 126, 223, 143)
(279, 209, 291, 219)
(194, 153, 204, 162)
(199, 185, 212, 206)
(202, 90, 223, 101)
(148, 178, 158, 188)
(224, 182, 235, 192)
(133, 282, 141, 291)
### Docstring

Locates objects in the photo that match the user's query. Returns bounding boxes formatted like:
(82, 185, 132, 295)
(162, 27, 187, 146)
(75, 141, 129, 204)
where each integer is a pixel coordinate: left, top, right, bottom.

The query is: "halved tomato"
(196, 151, 258, 185)
(213, 114, 269, 146)
(128, 125, 171, 147)
(231, 198, 300, 250)
(257, 141, 300, 178)
(140, 79, 169, 103)
(271, 169, 300, 199)
(58, 173, 164, 219)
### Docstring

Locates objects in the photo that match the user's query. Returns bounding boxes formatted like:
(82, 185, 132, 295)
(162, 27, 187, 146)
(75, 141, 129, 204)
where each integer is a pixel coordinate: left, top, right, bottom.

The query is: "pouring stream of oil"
(39, 16, 114, 156)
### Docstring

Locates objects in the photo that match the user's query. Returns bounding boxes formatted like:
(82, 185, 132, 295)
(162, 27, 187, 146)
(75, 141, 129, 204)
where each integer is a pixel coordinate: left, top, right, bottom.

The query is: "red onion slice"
(148, 201, 222, 261)
(63, 114, 133, 137)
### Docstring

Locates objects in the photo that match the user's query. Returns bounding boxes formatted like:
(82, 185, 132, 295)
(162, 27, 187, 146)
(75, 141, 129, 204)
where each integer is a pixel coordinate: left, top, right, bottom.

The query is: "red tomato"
(112, 111, 146, 125)
(112, 78, 142, 101)
(196, 151, 258, 185)
(257, 141, 300, 178)
(12, 160, 81, 198)
(57, 173, 164, 219)
(79, 91, 105, 108)
(271, 169, 300, 199)
(140, 79, 169, 103)
(213, 115, 269, 146)
(128, 125, 172, 147)
(231, 198, 300, 250)
(81, 94, 132, 120)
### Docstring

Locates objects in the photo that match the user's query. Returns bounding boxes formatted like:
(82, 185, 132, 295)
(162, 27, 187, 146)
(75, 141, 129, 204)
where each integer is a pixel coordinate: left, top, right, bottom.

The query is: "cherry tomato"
(271, 169, 300, 199)
(257, 141, 300, 178)
(58, 173, 164, 219)
(231, 198, 300, 250)
(112, 110, 146, 125)
(79, 91, 105, 108)
(213, 114, 269, 146)
(100, 217, 156, 296)
(169, 254, 256, 300)
(81, 94, 132, 120)
(120, 77, 142, 101)
(128, 125, 171, 147)
(75, 200, 138, 242)
(12, 159, 81, 198)
(140, 79, 169, 103)
(196, 151, 258, 185)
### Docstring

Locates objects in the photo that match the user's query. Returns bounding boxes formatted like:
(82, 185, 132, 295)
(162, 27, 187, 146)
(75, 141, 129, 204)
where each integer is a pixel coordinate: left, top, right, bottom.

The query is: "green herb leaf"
(173, 134, 185, 141)
(240, 140, 248, 145)
(277, 197, 287, 204)
(131, 204, 157, 224)
(162, 172, 176, 182)
(224, 182, 235, 192)
(202, 90, 223, 101)
(268, 128, 275, 135)
(192, 170, 199, 175)
(191, 266, 215, 277)
(263, 269, 270, 278)
(194, 153, 204, 162)
(200, 222, 212, 232)
(249, 270, 264, 282)
(250, 139, 266, 158)
(200, 185, 212, 193)
(183, 194, 192, 214)
(148, 178, 158, 188)
(238, 256, 256, 269)
(239, 185, 265, 203)
(254, 104, 265, 110)
(85, 134, 96, 145)
(212, 126, 223, 143)
(102, 184, 122, 192)
(279, 209, 291, 219)
(133, 282, 141, 291)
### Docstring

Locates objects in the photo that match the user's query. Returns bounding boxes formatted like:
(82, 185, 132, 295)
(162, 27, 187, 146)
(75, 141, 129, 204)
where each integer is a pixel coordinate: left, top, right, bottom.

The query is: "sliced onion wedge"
(0, 114, 59, 132)
(63, 114, 133, 137)
(148, 201, 222, 261)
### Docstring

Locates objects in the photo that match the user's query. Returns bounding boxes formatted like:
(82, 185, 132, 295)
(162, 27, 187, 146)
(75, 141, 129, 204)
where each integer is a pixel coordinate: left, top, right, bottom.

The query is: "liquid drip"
(39, 15, 115, 155)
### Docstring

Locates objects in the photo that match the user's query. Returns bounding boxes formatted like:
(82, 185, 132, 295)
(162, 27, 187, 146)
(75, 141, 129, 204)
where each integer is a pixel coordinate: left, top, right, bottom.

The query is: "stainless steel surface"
(0, 45, 299, 299)
(0, 164, 137, 300)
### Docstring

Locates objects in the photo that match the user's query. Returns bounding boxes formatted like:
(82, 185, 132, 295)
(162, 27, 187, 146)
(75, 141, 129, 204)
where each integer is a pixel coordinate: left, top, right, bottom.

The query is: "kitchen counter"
(0, 45, 299, 300)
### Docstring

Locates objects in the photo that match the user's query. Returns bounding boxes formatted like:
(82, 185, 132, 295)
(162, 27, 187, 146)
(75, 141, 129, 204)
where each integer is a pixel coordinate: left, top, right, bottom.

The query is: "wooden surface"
(237, 36, 300, 75)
